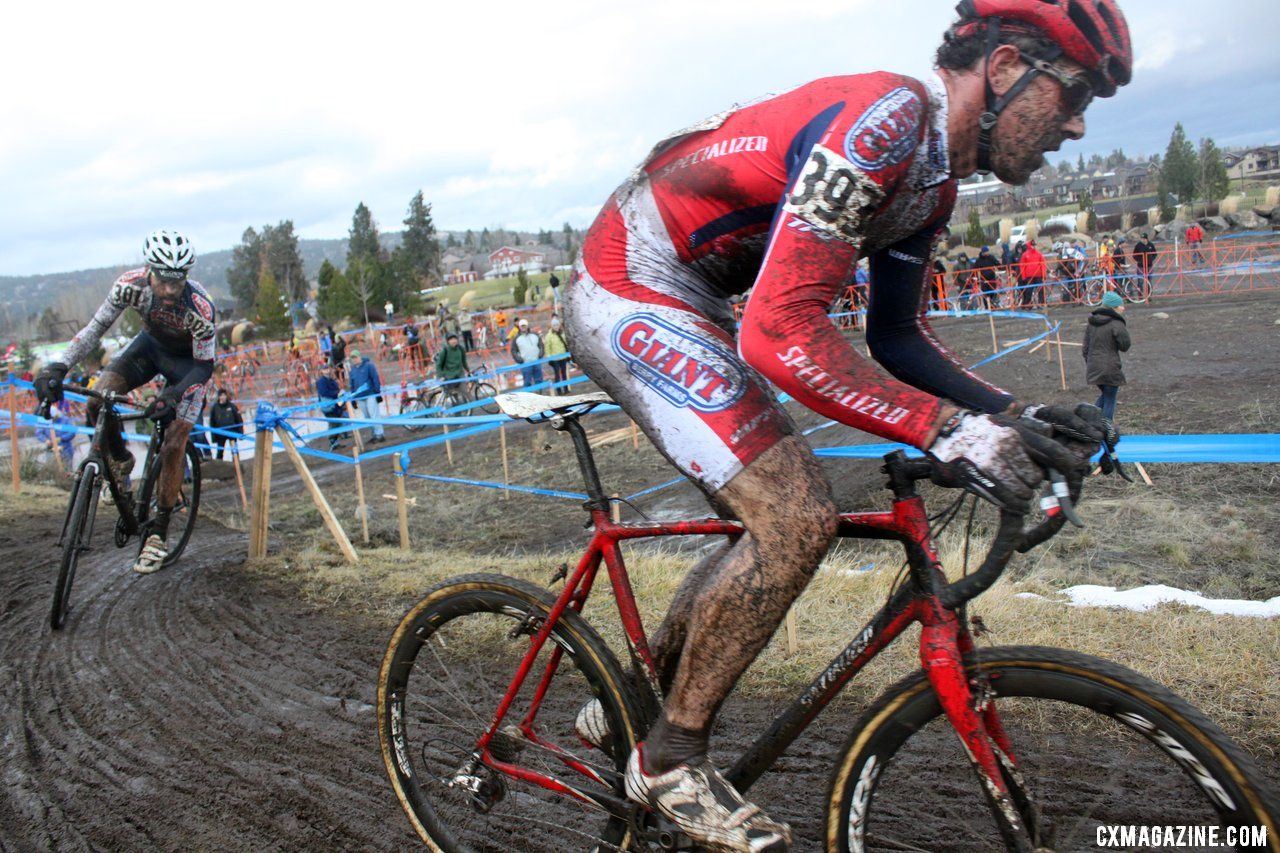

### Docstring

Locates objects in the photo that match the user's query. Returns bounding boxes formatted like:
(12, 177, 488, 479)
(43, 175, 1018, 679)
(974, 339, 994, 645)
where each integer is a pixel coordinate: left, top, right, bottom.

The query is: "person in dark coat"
(206, 388, 244, 460)
(1132, 233, 1157, 290)
(330, 332, 348, 382)
(1082, 290, 1131, 422)
(973, 246, 1001, 309)
(315, 365, 348, 451)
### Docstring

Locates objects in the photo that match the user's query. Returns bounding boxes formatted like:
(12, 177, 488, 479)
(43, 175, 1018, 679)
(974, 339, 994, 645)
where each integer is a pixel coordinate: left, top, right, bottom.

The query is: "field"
(2, 290, 1278, 850)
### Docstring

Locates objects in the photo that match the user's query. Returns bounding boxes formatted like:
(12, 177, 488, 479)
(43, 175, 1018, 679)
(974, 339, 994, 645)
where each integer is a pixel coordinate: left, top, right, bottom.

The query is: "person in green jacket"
(434, 333, 469, 383)
(543, 316, 570, 395)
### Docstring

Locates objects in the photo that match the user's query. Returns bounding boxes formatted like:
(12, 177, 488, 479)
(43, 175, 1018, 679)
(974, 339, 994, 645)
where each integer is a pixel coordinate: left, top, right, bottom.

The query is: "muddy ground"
(2, 290, 1278, 851)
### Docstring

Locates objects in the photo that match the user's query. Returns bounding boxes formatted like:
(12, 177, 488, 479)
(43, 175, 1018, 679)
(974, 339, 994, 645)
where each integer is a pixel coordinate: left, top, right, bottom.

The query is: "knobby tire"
(50, 466, 97, 630)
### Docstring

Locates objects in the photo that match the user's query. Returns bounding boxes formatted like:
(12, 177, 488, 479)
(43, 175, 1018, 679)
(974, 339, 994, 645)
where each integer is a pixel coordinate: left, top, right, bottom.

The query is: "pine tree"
(479, 228, 491, 251)
(254, 270, 291, 337)
(445, 233, 458, 249)
(1160, 123, 1198, 205)
(227, 227, 264, 309)
(401, 191, 441, 283)
(965, 209, 984, 246)
(347, 202, 382, 266)
(1077, 153, 1085, 172)
(562, 222, 575, 255)
(263, 220, 307, 301)
(316, 259, 359, 321)
(1197, 138, 1230, 204)
(464, 230, 475, 251)
(1079, 189, 1097, 232)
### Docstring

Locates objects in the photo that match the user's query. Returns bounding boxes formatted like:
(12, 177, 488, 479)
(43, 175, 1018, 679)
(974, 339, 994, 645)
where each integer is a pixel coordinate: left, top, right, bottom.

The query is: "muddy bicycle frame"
(469, 407, 1071, 848)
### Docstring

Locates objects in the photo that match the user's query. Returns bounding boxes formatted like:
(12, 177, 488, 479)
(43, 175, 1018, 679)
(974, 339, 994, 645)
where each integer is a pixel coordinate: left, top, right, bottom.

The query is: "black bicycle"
(47, 384, 201, 630)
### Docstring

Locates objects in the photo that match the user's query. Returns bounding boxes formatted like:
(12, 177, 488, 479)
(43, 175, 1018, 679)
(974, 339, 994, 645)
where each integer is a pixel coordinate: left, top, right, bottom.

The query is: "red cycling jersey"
(566, 71, 1013, 491)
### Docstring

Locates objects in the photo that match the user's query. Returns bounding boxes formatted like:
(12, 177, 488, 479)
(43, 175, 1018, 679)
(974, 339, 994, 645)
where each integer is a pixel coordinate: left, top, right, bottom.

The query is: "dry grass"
(246, 521, 1280, 759)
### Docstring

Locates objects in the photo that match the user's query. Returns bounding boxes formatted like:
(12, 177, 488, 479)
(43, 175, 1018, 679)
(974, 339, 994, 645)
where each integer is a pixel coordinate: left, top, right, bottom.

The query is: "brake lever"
(1099, 445, 1134, 482)
(1044, 469, 1085, 528)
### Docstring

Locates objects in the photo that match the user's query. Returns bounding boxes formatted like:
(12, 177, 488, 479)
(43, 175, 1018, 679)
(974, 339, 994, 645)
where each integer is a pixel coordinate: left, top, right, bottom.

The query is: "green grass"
(433, 271, 560, 312)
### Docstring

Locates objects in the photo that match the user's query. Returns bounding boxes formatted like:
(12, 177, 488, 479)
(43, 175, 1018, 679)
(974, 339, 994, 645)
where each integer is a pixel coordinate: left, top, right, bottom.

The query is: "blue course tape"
(405, 472, 588, 501)
(624, 476, 687, 502)
(813, 434, 1280, 464)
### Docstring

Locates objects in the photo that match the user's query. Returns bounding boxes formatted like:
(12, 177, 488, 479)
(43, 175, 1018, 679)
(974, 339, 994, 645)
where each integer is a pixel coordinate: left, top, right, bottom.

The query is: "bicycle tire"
(402, 396, 432, 433)
(135, 441, 202, 567)
(51, 464, 97, 630)
(826, 646, 1278, 852)
(378, 573, 648, 852)
(1124, 276, 1151, 304)
(1083, 279, 1106, 307)
(473, 382, 500, 415)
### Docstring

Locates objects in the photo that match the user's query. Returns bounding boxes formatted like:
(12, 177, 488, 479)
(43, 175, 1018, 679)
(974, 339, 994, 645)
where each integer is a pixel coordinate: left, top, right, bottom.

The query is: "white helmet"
(143, 228, 196, 277)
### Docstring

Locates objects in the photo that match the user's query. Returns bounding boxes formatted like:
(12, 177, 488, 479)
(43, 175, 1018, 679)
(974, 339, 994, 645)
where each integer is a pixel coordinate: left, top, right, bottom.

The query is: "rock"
(1275, 319, 1280, 326)
(1197, 216, 1229, 232)
(1226, 211, 1265, 230)
(1153, 312, 1170, 319)
(1252, 206, 1275, 220)
(1192, 350, 1200, 356)
(1156, 218, 1187, 239)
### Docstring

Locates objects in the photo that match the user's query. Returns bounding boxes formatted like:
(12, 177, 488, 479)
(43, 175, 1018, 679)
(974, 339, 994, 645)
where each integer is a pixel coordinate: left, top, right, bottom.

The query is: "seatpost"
(553, 415, 609, 510)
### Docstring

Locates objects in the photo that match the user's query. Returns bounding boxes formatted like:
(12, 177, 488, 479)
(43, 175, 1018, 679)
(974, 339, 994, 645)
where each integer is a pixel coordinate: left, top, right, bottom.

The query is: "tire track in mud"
(0, 506, 415, 851)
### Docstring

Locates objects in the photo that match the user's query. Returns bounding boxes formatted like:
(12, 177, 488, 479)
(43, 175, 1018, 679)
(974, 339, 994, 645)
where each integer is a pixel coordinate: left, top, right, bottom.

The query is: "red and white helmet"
(953, 0, 1132, 96)
(143, 228, 196, 276)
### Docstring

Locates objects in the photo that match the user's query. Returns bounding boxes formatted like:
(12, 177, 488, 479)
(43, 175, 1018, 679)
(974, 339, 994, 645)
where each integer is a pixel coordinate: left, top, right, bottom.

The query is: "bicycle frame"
(468, 414, 1036, 841)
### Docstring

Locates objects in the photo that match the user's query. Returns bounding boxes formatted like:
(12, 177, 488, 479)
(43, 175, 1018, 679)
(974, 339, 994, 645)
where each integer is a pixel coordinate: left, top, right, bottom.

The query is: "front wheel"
(51, 464, 98, 630)
(378, 574, 648, 852)
(401, 395, 432, 433)
(827, 646, 1278, 852)
(1083, 278, 1106, 307)
(135, 441, 202, 567)
(473, 382, 499, 415)
(1123, 275, 1151, 304)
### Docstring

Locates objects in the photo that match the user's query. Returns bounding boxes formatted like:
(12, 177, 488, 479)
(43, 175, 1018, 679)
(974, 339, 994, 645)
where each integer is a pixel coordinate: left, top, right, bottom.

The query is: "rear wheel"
(1083, 278, 1106, 307)
(1123, 275, 1151, 304)
(51, 464, 98, 630)
(473, 382, 499, 415)
(402, 395, 433, 432)
(135, 441, 201, 567)
(827, 646, 1278, 852)
(378, 574, 648, 852)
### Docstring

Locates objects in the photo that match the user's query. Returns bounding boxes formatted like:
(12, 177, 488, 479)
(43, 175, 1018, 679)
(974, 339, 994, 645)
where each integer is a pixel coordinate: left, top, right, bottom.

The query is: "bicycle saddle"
(495, 391, 612, 420)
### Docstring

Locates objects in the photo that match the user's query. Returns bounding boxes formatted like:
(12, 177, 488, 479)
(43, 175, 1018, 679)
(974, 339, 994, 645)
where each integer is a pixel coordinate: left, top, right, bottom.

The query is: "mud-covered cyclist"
(562, 1, 1133, 849)
(35, 229, 216, 574)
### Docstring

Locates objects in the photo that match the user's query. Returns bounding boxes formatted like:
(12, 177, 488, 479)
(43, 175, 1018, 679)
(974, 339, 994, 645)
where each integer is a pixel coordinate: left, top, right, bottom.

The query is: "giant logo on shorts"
(843, 87, 924, 171)
(610, 313, 745, 413)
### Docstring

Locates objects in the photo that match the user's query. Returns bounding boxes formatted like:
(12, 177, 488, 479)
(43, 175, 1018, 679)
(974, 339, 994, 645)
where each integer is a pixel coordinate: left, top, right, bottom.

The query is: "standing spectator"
(403, 320, 424, 371)
(473, 318, 489, 350)
(1133, 232, 1157, 290)
(458, 309, 474, 351)
(1017, 241, 1047, 307)
(442, 309, 461, 346)
(434, 333, 469, 383)
(930, 256, 949, 310)
(206, 388, 244, 460)
(1184, 222, 1205, 266)
(543, 316, 570, 394)
(999, 240, 1012, 268)
(330, 330, 347, 372)
(37, 403, 76, 470)
(493, 309, 509, 345)
(384, 301, 394, 323)
(315, 365, 348, 452)
(1083, 291, 1130, 422)
(510, 318, 545, 388)
(1112, 236, 1130, 286)
(973, 246, 1001, 309)
(319, 326, 332, 365)
(347, 349, 385, 444)
(1009, 240, 1026, 304)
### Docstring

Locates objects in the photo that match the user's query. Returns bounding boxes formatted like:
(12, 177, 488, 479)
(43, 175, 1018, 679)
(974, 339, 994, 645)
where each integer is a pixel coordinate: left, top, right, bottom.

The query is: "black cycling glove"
(35, 362, 69, 404)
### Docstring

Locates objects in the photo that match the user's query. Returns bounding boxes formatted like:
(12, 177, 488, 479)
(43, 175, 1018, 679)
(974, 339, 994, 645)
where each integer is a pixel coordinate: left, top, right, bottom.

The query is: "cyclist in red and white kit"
(564, 1, 1132, 848)
(36, 229, 216, 574)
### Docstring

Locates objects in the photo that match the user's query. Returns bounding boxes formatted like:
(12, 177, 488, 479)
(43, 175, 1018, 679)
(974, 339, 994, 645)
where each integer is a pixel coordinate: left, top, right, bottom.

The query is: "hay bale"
(1265, 186, 1280, 208)
(998, 218, 1014, 243)
(1025, 218, 1041, 240)
(458, 289, 479, 309)
(231, 322, 256, 346)
(1219, 196, 1241, 215)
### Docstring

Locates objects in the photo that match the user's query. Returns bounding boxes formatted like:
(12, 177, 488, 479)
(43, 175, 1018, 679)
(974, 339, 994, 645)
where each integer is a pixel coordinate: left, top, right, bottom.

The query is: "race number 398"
(783, 144, 883, 246)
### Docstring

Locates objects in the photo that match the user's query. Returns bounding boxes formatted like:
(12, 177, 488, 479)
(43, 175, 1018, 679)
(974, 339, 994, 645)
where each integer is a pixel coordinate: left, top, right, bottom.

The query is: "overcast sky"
(3, 0, 1277, 275)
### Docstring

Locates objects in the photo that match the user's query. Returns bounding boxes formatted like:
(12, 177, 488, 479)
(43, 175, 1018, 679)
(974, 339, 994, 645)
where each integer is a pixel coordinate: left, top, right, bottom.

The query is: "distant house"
(486, 246, 546, 277)
(1225, 145, 1280, 182)
(444, 269, 479, 284)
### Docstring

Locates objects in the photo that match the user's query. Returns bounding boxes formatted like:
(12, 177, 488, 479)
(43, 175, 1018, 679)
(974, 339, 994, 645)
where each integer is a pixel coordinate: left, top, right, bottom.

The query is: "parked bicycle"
(1083, 272, 1151, 307)
(377, 390, 1277, 851)
(46, 385, 201, 630)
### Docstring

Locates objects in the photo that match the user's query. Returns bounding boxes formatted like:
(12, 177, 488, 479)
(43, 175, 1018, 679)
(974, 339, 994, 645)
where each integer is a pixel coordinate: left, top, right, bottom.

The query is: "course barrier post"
(231, 441, 248, 510)
(249, 427, 273, 559)
(275, 425, 358, 564)
(9, 383, 19, 495)
(393, 452, 411, 549)
(988, 313, 999, 354)
(1055, 329, 1067, 391)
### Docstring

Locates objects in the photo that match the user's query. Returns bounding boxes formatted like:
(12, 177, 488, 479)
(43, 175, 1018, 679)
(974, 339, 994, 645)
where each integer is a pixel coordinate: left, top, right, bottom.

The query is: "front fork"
(919, 600, 1041, 852)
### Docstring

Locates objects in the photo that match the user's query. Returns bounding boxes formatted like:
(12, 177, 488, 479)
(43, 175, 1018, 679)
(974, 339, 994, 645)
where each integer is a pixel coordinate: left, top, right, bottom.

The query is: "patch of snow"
(1058, 584, 1280, 618)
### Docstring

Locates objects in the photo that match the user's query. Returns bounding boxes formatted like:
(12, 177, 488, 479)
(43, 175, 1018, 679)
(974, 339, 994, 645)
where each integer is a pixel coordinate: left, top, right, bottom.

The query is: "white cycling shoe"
(576, 698, 611, 751)
(132, 535, 169, 574)
(624, 744, 791, 852)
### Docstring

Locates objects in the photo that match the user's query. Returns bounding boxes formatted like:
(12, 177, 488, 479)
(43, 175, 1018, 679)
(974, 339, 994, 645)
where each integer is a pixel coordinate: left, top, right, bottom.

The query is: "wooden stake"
(1055, 330, 1068, 391)
(248, 428, 273, 559)
(231, 441, 248, 510)
(353, 447, 369, 544)
(1134, 461, 1155, 486)
(9, 383, 19, 495)
(988, 312, 999, 354)
(784, 608, 799, 658)
(275, 425, 358, 564)
(499, 423, 510, 501)
(610, 492, 621, 524)
(443, 422, 453, 465)
(393, 452, 411, 549)
(345, 401, 363, 453)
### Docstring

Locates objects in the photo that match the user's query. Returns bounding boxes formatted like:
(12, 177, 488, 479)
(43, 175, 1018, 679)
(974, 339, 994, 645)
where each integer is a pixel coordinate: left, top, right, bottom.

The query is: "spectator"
(510, 318, 545, 388)
(474, 318, 488, 350)
(384, 301, 394, 323)
(442, 308, 461, 343)
(953, 252, 973, 309)
(543, 316, 570, 394)
(931, 256, 948, 310)
(206, 388, 244, 460)
(36, 402, 76, 470)
(1133, 232, 1157, 289)
(330, 331, 347, 379)
(1184, 222, 1206, 265)
(973, 245, 1001, 309)
(458, 309, 474, 351)
(1083, 291, 1131, 422)
(999, 240, 1012, 267)
(403, 320, 424, 371)
(1017, 241, 1047, 307)
(319, 327, 332, 364)
(347, 349, 386, 444)
(315, 365, 348, 452)
(434, 333, 469, 383)
(493, 309, 509, 344)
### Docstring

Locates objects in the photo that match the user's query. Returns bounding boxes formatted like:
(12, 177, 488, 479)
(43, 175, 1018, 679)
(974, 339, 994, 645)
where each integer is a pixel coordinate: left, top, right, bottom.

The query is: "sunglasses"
(1030, 58, 1095, 116)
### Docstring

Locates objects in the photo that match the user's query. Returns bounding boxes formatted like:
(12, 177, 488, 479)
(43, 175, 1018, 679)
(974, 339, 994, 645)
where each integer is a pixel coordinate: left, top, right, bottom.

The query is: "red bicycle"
(378, 392, 1278, 851)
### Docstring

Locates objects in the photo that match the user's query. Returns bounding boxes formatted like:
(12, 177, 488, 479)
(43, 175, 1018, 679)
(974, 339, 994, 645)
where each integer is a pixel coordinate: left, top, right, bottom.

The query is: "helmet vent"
(1094, 1, 1122, 43)
(1067, 1, 1106, 54)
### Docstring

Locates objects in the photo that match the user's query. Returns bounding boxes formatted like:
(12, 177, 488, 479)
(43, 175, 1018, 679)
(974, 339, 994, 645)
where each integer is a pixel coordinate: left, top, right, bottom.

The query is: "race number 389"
(783, 144, 883, 246)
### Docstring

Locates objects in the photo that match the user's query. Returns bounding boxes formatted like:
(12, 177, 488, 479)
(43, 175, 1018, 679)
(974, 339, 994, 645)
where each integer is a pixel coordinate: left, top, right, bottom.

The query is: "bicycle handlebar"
(60, 383, 152, 422)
